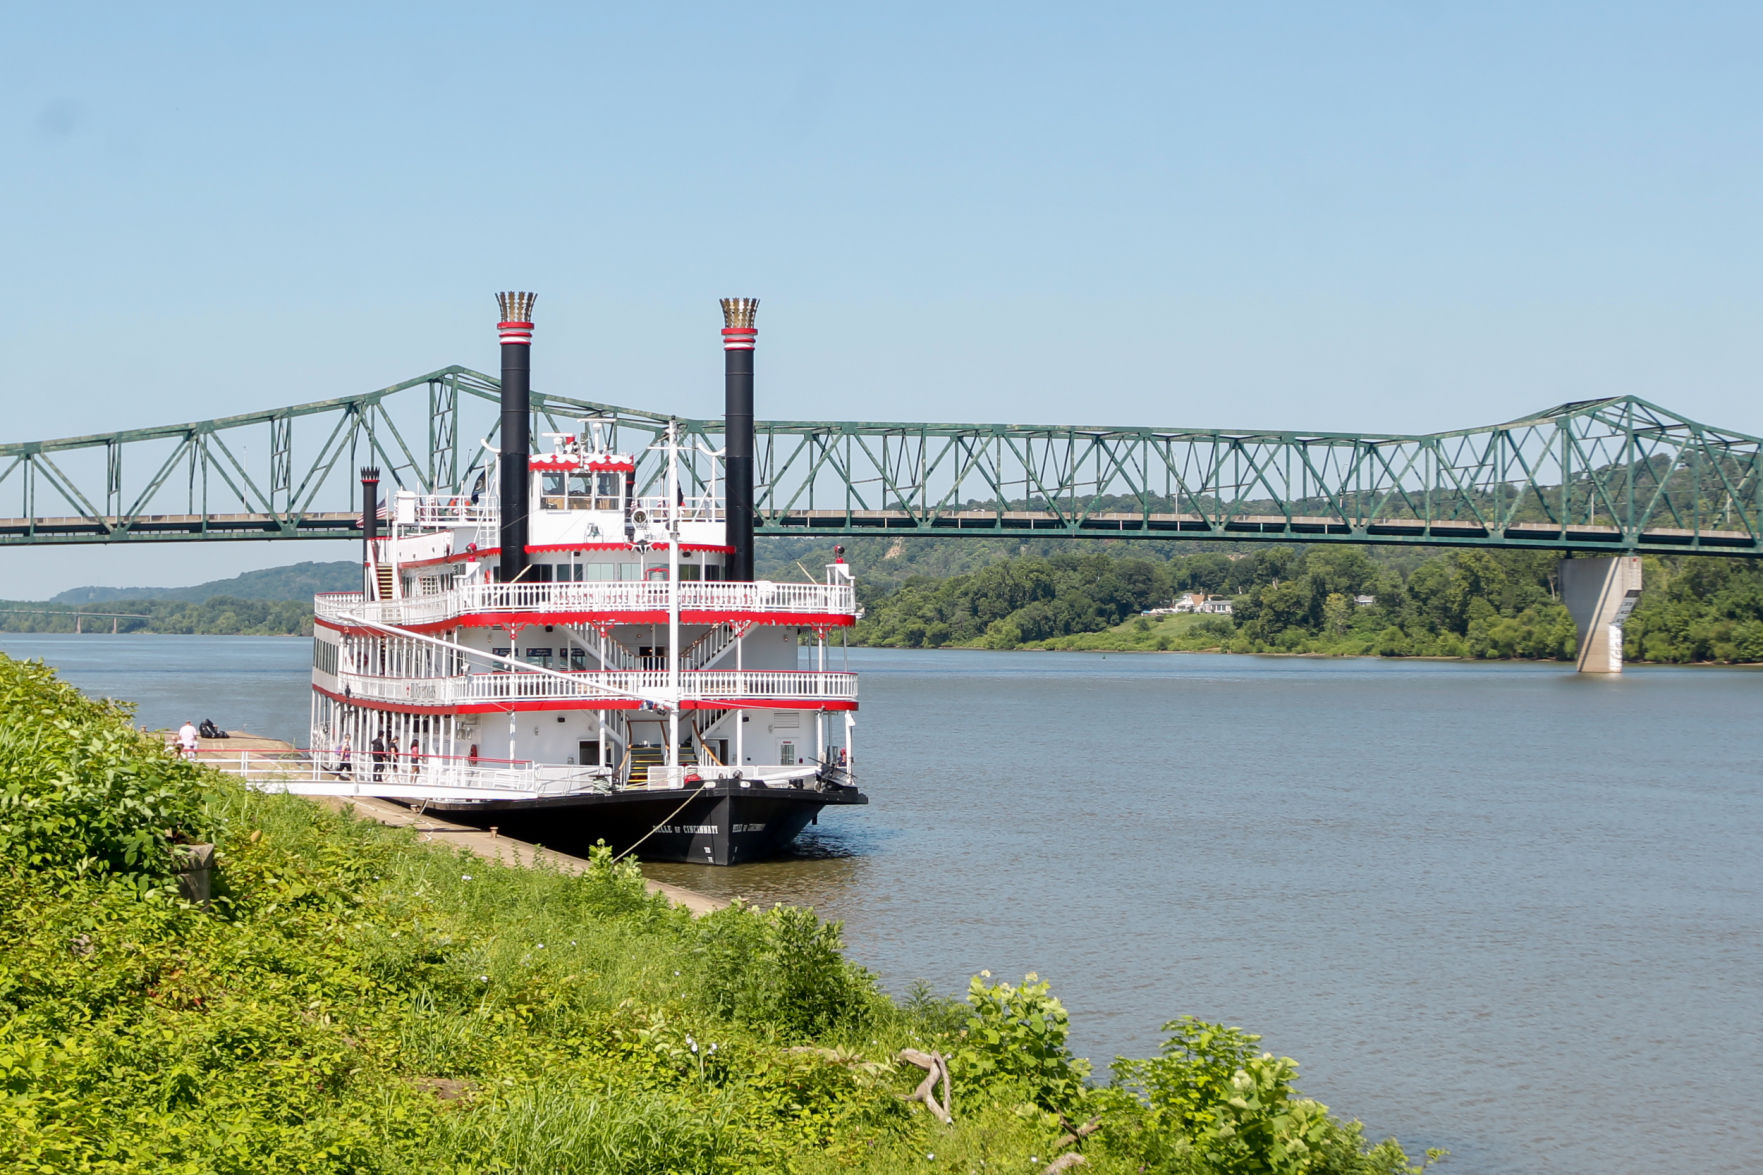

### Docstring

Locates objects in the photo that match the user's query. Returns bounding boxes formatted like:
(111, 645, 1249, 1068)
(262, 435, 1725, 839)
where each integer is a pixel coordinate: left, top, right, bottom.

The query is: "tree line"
(853, 545, 1763, 663)
(0, 595, 313, 636)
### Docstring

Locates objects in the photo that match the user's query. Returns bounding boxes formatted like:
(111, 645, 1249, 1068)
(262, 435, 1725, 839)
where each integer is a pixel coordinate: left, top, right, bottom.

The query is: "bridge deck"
(3, 509, 1752, 551)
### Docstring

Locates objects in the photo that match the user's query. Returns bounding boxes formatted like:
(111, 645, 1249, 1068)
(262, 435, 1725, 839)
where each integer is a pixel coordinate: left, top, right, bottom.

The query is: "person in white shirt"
(177, 720, 200, 760)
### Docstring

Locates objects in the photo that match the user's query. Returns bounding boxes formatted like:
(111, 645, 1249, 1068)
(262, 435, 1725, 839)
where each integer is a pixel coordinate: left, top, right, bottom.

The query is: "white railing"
(679, 621, 739, 671)
(409, 494, 500, 527)
(197, 748, 829, 799)
(191, 747, 611, 801)
(336, 668, 857, 707)
(315, 579, 857, 627)
(631, 494, 724, 523)
(405, 493, 722, 529)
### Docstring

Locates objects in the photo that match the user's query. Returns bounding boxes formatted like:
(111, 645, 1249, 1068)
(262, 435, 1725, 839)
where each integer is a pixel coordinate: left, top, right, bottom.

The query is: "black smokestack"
(720, 298, 758, 582)
(359, 466, 381, 597)
(495, 291, 536, 584)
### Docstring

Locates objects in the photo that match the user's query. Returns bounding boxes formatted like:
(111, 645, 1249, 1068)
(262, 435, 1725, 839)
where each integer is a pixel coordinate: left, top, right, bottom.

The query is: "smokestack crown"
(496, 291, 537, 344)
(720, 297, 759, 350)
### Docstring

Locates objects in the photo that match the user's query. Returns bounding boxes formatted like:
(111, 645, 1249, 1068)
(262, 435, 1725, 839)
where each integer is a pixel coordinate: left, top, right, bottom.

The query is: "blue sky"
(4, 2, 1759, 593)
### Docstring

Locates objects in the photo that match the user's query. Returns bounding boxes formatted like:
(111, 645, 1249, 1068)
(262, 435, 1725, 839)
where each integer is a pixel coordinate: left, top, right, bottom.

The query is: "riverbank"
(1, 651, 1434, 1174)
(174, 731, 725, 915)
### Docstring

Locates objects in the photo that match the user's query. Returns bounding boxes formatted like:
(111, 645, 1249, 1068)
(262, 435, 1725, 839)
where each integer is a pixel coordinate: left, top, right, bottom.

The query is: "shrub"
(0, 658, 213, 890)
(955, 971, 1090, 1115)
(1110, 1017, 1434, 1175)
(692, 903, 880, 1040)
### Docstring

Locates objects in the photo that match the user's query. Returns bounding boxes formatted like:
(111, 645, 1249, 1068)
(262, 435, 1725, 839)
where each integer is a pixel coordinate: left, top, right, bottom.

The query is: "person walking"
(371, 732, 387, 783)
(336, 735, 352, 779)
(387, 733, 400, 780)
(407, 737, 421, 779)
(177, 719, 200, 761)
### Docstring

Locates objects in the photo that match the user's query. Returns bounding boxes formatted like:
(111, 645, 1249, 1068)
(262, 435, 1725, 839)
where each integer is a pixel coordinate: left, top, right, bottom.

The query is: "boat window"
(596, 473, 622, 509)
(567, 472, 593, 508)
(540, 472, 567, 510)
(678, 564, 701, 581)
(778, 740, 796, 766)
(525, 647, 553, 668)
(567, 648, 587, 671)
(645, 566, 668, 582)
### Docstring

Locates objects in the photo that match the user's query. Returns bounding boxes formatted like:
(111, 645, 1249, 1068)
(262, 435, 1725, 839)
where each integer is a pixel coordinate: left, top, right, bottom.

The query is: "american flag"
(353, 500, 392, 528)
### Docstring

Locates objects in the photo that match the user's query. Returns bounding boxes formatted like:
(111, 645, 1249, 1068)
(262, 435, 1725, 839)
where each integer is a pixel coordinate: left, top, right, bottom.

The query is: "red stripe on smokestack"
(498, 320, 534, 345)
(721, 327, 757, 351)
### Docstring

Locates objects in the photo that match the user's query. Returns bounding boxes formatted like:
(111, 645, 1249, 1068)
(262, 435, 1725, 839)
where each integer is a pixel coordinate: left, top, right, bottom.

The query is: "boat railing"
(187, 746, 611, 800)
(631, 494, 724, 523)
(333, 667, 858, 706)
(409, 494, 500, 527)
(315, 579, 857, 626)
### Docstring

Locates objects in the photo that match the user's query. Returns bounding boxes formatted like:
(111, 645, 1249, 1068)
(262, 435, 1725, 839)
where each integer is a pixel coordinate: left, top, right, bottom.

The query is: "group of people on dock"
(330, 732, 421, 783)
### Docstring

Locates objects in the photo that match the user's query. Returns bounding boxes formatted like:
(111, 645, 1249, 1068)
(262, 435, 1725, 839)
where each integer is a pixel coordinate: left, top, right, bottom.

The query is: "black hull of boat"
(419, 782, 867, 865)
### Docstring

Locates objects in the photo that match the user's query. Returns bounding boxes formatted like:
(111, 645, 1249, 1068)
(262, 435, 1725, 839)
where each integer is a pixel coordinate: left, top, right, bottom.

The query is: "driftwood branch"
(1040, 1155, 1085, 1174)
(1052, 1114, 1103, 1150)
(895, 1048, 953, 1124)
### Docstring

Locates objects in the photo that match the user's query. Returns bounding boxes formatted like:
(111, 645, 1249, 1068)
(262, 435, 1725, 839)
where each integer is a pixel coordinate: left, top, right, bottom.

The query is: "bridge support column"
(1560, 556, 1642, 673)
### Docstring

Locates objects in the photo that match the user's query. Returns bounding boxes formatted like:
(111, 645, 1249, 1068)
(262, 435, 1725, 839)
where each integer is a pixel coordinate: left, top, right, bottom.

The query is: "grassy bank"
(0, 653, 1437, 1174)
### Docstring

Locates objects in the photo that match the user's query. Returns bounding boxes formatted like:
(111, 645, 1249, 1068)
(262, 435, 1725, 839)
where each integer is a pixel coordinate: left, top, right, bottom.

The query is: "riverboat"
(308, 294, 864, 864)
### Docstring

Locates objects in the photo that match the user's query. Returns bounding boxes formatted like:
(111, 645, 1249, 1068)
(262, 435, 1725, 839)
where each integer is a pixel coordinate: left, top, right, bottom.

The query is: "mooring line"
(612, 786, 708, 863)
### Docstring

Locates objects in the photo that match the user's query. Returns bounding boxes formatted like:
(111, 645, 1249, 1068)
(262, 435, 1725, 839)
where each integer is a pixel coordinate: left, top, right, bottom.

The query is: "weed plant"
(0, 654, 1437, 1173)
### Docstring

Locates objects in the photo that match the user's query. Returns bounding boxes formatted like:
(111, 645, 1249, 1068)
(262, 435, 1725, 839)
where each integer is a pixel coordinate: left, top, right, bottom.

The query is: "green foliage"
(0, 657, 212, 888)
(692, 902, 881, 1041)
(956, 971, 1091, 1114)
(855, 542, 1763, 663)
(51, 561, 362, 607)
(0, 595, 315, 636)
(1108, 1018, 1436, 1175)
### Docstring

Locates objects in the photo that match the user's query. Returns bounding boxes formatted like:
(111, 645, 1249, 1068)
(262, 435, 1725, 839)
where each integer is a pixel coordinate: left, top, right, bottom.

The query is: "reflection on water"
(8, 633, 1761, 1175)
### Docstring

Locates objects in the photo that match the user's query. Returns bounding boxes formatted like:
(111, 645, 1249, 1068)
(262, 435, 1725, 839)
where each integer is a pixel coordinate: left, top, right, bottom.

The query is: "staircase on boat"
(625, 741, 699, 786)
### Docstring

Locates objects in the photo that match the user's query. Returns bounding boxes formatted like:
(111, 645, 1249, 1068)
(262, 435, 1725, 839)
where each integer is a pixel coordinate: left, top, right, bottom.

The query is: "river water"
(5, 632, 1759, 1175)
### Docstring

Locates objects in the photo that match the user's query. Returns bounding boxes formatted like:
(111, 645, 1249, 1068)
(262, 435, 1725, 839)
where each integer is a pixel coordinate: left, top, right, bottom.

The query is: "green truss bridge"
(2, 365, 1759, 558)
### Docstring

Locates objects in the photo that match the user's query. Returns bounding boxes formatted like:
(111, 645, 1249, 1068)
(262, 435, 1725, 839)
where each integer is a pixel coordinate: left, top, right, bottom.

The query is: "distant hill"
(52, 561, 361, 605)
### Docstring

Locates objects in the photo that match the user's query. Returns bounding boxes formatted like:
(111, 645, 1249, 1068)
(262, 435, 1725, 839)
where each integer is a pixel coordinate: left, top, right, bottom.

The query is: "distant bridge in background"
(1, 365, 1759, 557)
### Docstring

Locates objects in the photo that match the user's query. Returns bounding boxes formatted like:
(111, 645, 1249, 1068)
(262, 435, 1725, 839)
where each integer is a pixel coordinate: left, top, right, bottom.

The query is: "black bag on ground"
(199, 719, 227, 739)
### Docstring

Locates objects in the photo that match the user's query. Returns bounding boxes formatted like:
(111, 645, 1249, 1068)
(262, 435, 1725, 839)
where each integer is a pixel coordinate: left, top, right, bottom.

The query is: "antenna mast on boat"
(665, 418, 682, 772)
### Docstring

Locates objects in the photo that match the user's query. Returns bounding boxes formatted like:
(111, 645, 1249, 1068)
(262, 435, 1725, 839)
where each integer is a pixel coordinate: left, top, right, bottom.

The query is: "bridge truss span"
(1, 372, 1758, 556)
(748, 397, 1763, 555)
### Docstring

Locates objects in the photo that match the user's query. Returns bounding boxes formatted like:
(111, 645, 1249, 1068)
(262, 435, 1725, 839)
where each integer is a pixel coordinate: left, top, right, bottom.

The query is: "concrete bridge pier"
(1560, 556, 1643, 673)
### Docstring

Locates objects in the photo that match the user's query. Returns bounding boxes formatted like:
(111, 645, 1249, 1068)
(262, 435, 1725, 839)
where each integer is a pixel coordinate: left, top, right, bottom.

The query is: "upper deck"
(315, 578, 857, 632)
